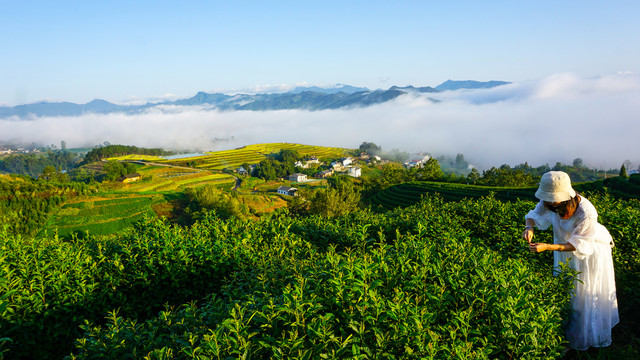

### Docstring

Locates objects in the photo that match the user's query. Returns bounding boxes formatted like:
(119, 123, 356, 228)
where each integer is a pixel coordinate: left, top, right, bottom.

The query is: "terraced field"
(169, 143, 350, 170)
(42, 195, 162, 238)
(370, 181, 539, 210)
(104, 143, 350, 171)
(129, 172, 235, 192)
(104, 154, 167, 162)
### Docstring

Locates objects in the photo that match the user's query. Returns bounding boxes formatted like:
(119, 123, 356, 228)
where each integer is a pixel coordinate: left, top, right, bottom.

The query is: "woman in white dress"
(523, 171, 619, 350)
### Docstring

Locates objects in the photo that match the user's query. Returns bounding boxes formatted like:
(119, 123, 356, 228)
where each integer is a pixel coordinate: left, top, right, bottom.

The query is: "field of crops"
(167, 143, 350, 170)
(370, 181, 543, 210)
(40, 195, 162, 238)
(3, 193, 639, 359)
(104, 154, 167, 162)
(237, 193, 288, 215)
(103, 143, 349, 171)
(129, 172, 235, 192)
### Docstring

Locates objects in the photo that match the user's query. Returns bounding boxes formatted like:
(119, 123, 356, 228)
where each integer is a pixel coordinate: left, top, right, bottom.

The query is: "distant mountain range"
(0, 80, 510, 119)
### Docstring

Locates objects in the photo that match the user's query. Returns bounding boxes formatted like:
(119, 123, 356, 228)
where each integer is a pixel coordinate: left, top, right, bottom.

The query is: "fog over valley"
(1, 73, 638, 171)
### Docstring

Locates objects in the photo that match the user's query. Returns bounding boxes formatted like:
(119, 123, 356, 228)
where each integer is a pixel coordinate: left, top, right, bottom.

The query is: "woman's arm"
(529, 242, 576, 253)
(523, 219, 536, 243)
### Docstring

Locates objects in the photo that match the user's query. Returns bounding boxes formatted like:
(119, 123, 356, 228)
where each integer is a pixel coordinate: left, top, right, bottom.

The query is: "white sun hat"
(535, 171, 576, 202)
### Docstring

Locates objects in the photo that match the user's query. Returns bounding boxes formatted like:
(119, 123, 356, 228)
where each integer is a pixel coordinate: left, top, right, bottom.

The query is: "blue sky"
(2, 0, 639, 105)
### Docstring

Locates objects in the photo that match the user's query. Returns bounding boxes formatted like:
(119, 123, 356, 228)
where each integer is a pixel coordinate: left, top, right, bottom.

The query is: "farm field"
(237, 193, 288, 215)
(370, 181, 542, 209)
(41, 195, 163, 239)
(369, 179, 640, 210)
(40, 164, 237, 238)
(168, 143, 349, 170)
(105, 143, 349, 171)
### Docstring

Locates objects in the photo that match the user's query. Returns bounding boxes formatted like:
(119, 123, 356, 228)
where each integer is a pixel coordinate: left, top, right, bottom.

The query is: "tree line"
(81, 145, 173, 164)
(0, 151, 79, 177)
(0, 175, 97, 236)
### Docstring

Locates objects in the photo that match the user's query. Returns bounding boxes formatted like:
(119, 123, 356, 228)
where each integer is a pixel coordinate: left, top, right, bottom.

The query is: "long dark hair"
(544, 194, 581, 218)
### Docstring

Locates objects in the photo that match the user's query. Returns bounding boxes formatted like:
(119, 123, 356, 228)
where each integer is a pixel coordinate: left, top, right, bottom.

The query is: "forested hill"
(81, 145, 173, 164)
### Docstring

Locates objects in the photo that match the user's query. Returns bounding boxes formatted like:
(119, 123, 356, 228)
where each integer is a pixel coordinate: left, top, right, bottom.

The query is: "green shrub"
(2, 194, 638, 359)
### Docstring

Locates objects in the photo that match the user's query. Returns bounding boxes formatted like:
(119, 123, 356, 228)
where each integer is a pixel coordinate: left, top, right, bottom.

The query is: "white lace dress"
(525, 196, 619, 350)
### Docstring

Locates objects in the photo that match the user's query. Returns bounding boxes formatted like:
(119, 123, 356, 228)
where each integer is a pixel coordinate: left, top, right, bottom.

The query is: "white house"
(294, 161, 308, 169)
(277, 186, 298, 196)
(287, 173, 308, 182)
(347, 166, 361, 178)
(341, 157, 353, 166)
(305, 156, 320, 164)
(404, 155, 431, 168)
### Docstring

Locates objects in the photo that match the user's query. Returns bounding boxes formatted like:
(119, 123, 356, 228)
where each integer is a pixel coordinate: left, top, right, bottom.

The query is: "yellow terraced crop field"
(103, 143, 350, 171)
(164, 143, 350, 170)
(122, 171, 235, 192)
(105, 154, 167, 162)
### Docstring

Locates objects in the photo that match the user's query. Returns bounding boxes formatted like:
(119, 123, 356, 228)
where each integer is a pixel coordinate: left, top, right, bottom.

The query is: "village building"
(347, 166, 361, 178)
(277, 186, 298, 196)
(117, 173, 142, 183)
(305, 156, 320, 164)
(341, 157, 353, 166)
(314, 169, 334, 179)
(287, 173, 308, 182)
(404, 155, 431, 168)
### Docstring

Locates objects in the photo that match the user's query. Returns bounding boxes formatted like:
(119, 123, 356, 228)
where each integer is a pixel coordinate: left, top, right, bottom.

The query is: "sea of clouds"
(1, 72, 638, 170)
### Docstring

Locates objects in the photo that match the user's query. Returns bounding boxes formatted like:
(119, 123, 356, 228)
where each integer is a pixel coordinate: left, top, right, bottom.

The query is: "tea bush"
(1, 194, 638, 359)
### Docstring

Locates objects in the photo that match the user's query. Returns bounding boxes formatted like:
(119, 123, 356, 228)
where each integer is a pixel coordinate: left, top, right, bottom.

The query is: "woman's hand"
(529, 242, 548, 253)
(523, 227, 534, 243)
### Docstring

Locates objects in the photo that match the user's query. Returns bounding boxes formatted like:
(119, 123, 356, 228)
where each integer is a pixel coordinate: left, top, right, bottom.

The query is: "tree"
(572, 158, 584, 168)
(620, 164, 628, 178)
(455, 153, 468, 169)
(185, 184, 243, 220)
(385, 148, 409, 163)
(480, 166, 537, 187)
(253, 158, 278, 180)
(358, 141, 381, 155)
(287, 195, 309, 217)
(273, 149, 300, 164)
(379, 163, 409, 187)
(467, 168, 480, 184)
(40, 166, 58, 181)
(308, 178, 361, 217)
(103, 161, 136, 181)
(409, 158, 444, 181)
(39, 165, 68, 182)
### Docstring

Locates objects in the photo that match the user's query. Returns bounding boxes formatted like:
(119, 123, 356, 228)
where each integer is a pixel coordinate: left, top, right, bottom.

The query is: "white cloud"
(1, 73, 638, 170)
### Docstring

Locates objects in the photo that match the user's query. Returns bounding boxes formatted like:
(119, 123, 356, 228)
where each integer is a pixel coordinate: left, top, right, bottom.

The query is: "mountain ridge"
(0, 80, 510, 119)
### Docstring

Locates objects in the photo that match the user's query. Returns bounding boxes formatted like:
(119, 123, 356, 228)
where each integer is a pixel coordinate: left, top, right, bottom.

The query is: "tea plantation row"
(1, 194, 639, 359)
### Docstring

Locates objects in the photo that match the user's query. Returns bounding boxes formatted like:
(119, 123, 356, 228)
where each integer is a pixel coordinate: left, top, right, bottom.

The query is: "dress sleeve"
(565, 212, 598, 259)
(525, 201, 552, 230)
